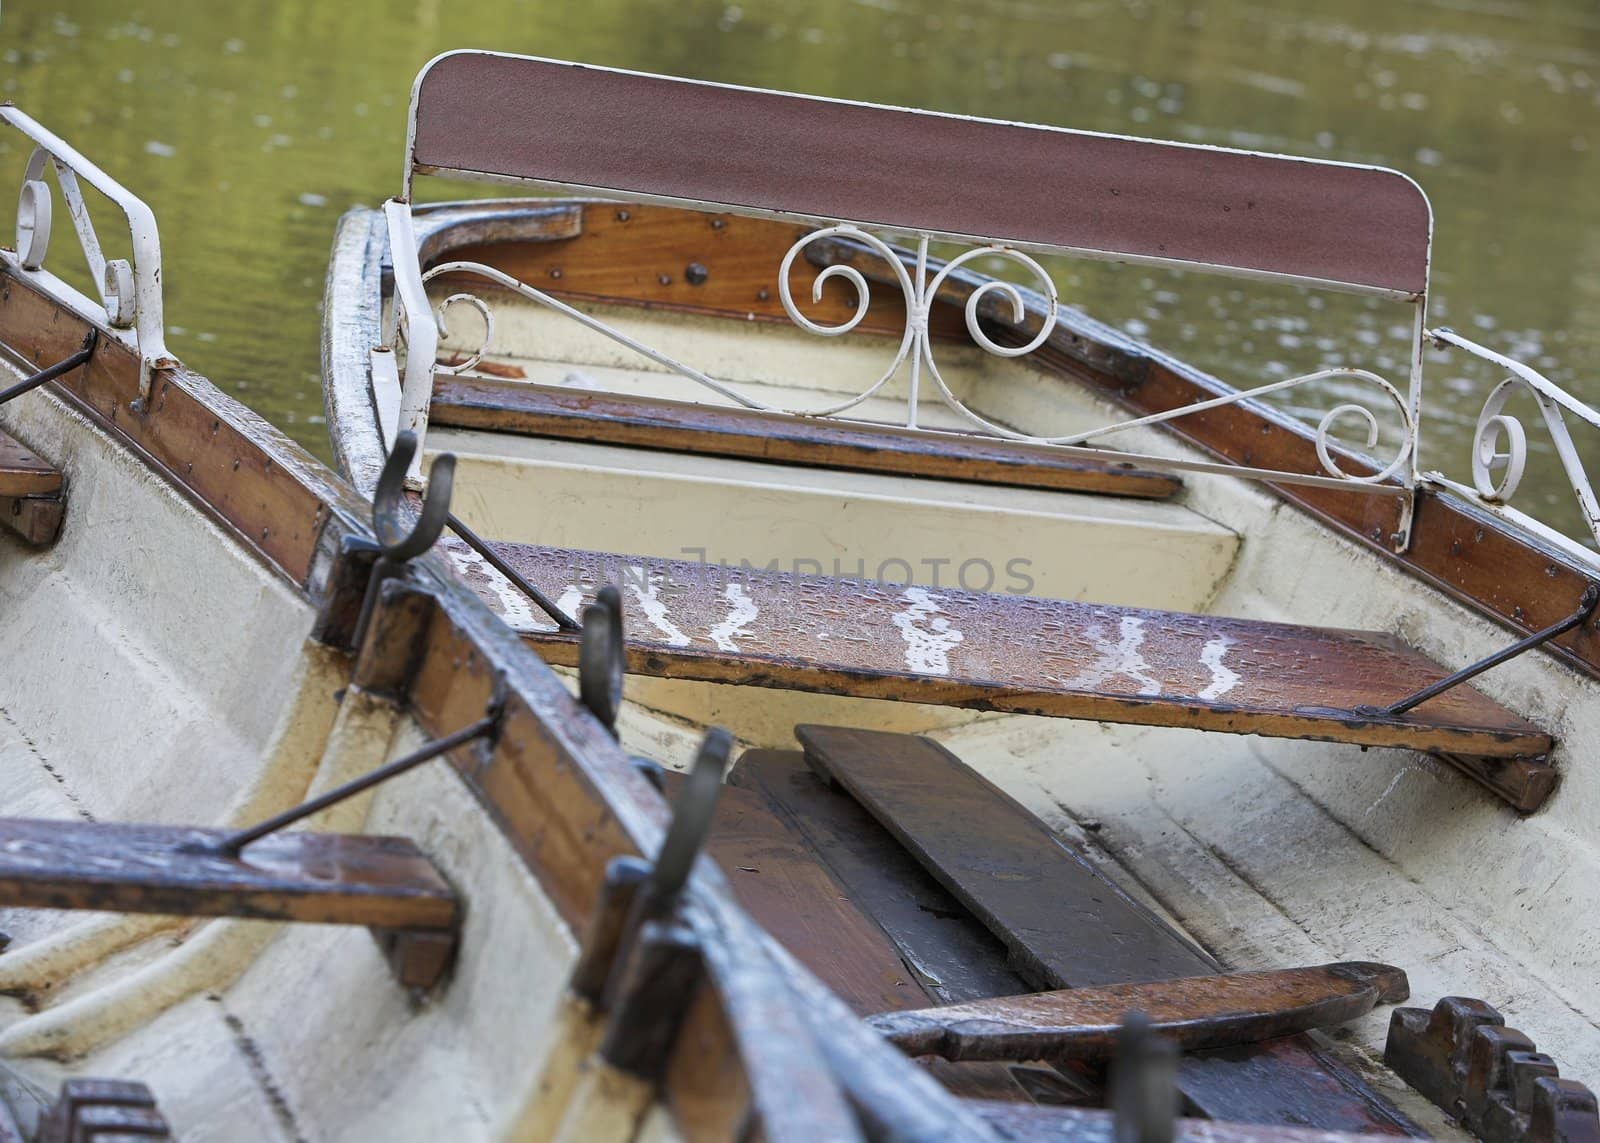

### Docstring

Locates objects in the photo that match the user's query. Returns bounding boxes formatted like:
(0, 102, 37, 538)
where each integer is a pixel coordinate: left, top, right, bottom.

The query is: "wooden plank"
(659, 770, 924, 1016)
(479, 543, 1552, 760)
(0, 818, 457, 931)
(412, 53, 1430, 295)
(0, 429, 60, 497)
(798, 726, 1418, 1134)
(729, 750, 1031, 1006)
(430, 377, 1181, 500)
(728, 750, 1091, 1107)
(968, 1101, 1402, 1143)
(868, 962, 1409, 1062)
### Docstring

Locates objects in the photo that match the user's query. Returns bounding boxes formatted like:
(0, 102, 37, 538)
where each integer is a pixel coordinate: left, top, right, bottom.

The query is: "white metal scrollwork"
(385, 208, 1421, 503)
(0, 106, 171, 402)
(1424, 328, 1600, 556)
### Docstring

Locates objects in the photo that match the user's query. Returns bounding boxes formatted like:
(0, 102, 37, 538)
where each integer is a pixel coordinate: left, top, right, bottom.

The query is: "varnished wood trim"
(0, 266, 371, 588)
(429, 376, 1181, 499)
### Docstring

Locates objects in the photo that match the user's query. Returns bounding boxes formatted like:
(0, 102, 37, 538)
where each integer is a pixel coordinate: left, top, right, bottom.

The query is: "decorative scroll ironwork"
(1, 106, 172, 404)
(1423, 328, 1600, 557)
(387, 215, 1424, 503)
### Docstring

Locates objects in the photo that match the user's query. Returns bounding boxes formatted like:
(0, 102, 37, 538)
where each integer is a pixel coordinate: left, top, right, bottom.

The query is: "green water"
(2, 0, 1596, 540)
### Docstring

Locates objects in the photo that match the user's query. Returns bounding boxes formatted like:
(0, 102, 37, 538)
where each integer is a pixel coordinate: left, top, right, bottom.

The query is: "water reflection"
(2, 0, 1595, 540)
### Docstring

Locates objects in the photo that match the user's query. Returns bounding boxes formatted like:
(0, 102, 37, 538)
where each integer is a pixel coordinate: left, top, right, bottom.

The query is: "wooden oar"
(868, 962, 1408, 1063)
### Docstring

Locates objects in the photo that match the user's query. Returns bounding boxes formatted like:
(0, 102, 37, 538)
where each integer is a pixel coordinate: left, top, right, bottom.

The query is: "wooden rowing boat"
(313, 53, 1600, 1141)
(0, 48, 1593, 1140)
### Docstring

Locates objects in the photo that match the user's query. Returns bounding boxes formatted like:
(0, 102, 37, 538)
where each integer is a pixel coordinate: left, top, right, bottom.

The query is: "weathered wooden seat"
(0, 818, 460, 987)
(460, 541, 1554, 804)
(429, 377, 1183, 500)
(0, 427, 64, 544)
(726, 744, 1416, 1131)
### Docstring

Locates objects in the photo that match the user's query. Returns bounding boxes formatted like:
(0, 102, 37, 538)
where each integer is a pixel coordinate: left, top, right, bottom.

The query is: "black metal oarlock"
(560, 728, 731, 1081)
(579, 584, 626, 736)
(197, 700, 503, 859)
(0, 329, 96, 406)
(352, 430, 455, 652)
(1358, 583, 1600, 719)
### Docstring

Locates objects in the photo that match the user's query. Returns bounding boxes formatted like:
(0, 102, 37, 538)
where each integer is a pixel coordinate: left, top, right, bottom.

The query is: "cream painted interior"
(0, 387, 587, 1141)
(410, 274, 1600, 1121)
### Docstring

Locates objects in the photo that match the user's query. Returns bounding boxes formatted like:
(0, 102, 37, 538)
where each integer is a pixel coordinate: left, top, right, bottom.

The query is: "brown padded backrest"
(408, 52, 1431, 297)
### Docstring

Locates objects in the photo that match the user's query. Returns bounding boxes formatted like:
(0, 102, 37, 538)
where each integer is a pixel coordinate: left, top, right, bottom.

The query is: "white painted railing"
(383, 209, 1597, 565)
(1, 105, 172, 403)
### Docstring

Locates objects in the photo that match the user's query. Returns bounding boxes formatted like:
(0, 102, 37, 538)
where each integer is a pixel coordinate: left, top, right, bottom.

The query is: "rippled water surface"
(2, 0, 1596, 539)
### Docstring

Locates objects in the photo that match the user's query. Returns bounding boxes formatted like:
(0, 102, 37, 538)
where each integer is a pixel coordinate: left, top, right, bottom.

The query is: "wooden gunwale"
(415, 204, 1600, 681)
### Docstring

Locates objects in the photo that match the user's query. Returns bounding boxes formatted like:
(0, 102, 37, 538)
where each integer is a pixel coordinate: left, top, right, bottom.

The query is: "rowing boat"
(314, 53, 1600, 1141)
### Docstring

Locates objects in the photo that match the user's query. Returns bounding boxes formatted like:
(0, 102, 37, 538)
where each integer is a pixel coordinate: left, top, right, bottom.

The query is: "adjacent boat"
(317, 51, 1600, 1141)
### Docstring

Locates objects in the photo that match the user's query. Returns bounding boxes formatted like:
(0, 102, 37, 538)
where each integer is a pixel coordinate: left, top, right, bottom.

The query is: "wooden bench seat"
(429, 376, 1183, 500)
(463, 540, 1553, 784)
(0, 426, 64, 544)
(794, 727, 1417, 1134)
(0, 819, 460, 986)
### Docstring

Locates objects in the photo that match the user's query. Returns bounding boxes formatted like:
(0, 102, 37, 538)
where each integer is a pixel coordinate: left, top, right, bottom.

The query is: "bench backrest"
(405, 51, 1431, 299)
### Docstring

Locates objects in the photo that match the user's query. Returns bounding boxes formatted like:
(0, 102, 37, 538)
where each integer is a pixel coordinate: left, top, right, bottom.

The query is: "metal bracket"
(0, 329, 95, 406)
(445, 510, 579, 632)
(1358, 585, 1599, 719)
(352, 429, 455, 651)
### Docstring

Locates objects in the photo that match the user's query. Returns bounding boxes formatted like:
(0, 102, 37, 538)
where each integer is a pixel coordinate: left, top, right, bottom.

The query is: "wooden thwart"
(0, 427, 64, 545)
(869, 962, 1409, 1063)
(429, 376, 1182, 499)
(476, 542, 1552, 764)
(0, 818, 457, 933)
(799, 725, 1417, 1134)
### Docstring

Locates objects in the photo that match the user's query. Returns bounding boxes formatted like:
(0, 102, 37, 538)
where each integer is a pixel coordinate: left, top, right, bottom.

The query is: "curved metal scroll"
(579, 584, 626, 736)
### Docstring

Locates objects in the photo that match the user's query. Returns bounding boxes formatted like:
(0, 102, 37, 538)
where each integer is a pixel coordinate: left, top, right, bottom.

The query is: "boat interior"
(0, 50, 1596, 1143)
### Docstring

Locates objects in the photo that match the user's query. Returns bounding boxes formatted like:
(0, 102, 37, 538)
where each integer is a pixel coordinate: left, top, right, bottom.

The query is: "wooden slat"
(705, 756, 1068, 1106)
(0, 819, 458, 931)
(477, 542, 1551, 760)
(729, 749, 1027, 1007)
(412, 53, 1430, 295)
(0, 429, 60, 497)
(659, 771, 922, 1016)
(430, 377, 1182, 500)
(968, 1101, 1402, 1143)
(869, 962, 1409, 1062)
(799, 726, 1418, 1134)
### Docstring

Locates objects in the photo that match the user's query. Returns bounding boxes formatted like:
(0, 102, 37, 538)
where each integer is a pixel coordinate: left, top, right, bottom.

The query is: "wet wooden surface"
(869, 962, 1409, 1062)
(479, 542, 1552, 759)
(708, 754, 1070, 1106)
(429, 376, 1182, 499)
(799, 726, 1418, 1134)
(729, 749, 1028, 1006)
(0, 429, 60, 497)
(968, 1101, 1404, 1143)
(0, 818, 458, 930)
(659, 770, 921, 1016)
